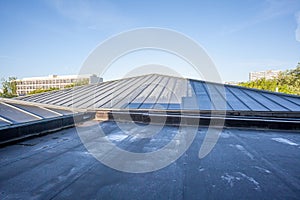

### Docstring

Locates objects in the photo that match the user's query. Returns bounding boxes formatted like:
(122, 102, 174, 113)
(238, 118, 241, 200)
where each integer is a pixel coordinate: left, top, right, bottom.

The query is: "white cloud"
(49, 0, 135, 30)
(0, 55, 16, 61)
(238, 60, 295, 70)
(296, 12, 300, 42)
(261, 0, 294, 19)
(221, 0, 300, 35)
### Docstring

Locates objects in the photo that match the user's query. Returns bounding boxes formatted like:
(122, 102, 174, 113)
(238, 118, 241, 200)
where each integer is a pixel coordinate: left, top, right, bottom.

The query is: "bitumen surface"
(1, 120, 300, 199)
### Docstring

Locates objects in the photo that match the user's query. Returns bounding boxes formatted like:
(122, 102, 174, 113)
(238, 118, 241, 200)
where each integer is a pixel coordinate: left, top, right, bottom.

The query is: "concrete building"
(14, 74, 102, 96)
(224, 81, 242, 86)
(249, 69, 281, 81)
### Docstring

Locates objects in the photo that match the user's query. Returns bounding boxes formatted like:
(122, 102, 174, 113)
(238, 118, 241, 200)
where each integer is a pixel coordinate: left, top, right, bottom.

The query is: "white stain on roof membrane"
(107, 134, 128, 142)
(198, 167, 205, 172)
(235, 145, 254, 160)
(254, 166, 271, 174)
(221, 172, 261, 190)
(237, 172, 261, 190)
(220, 131, 230, 138)
(229, 144, 254, 160)
(271, 138, 298, 146)
(221, 173, 237, 187)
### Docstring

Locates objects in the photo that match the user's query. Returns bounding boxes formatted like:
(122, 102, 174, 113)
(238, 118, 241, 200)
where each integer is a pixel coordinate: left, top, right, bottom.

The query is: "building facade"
(224, 81, 241, 86)
(15, 74, 102, 96)
(249, 70, 281, 81)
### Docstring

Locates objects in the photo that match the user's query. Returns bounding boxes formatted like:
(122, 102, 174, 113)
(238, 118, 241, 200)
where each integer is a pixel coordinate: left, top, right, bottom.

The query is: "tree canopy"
(27, 87, 59, 95)
(239, 63, 300, 96)
(0, 77, 90, 98)
(64, 79, 89, 88)
(0, 77, 17, 98)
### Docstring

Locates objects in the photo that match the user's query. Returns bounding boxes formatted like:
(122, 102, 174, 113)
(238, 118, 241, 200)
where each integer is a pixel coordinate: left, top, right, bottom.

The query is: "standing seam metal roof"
(0, 100, 74, 129)
(15, 74, 300, 112)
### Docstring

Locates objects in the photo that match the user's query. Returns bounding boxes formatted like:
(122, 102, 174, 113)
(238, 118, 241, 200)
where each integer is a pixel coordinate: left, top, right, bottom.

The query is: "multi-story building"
(224, 81, 242, 86)
(14, 74, 102, 96)
(249, 70, 281, 81)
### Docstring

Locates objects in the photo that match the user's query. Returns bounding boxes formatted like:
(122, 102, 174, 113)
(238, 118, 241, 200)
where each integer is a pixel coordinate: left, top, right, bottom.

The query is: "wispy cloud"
(221, 0, 300, 35)
(260, 0, 296, 19)
(49, 0, 135, 31)
(0, 55, 16, 60)
(237, 59, 295, 71)
(0, 55, 10, 59)
(296, 11, 300, 42)
(87, 25, 98, 30)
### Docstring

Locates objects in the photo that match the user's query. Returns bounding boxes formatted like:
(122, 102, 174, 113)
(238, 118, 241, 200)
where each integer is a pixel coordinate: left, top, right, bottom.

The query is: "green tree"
(27, 87, 59, 95)
(239, 64, 300, 96)
(64, 79, 89, 88)
(0, 77, 17, 98)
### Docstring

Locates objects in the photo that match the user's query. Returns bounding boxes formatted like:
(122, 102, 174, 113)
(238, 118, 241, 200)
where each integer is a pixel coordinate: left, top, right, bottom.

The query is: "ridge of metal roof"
(1, 74, 299, 144)
(15, 73, 300, 113)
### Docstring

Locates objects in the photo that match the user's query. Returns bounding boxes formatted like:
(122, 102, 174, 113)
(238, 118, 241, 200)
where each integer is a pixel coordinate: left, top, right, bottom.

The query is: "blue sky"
(0, 0, 300, 82)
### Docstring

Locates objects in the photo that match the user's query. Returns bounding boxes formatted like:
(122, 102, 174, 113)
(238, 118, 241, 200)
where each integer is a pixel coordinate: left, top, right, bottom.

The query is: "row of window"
(16, 78, 88, 85)
(17, 85, 67, 90)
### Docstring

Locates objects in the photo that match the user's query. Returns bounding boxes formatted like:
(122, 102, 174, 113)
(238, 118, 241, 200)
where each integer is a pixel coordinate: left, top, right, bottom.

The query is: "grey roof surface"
(1, 120, 300, 199)
(16, 74, 300, 112)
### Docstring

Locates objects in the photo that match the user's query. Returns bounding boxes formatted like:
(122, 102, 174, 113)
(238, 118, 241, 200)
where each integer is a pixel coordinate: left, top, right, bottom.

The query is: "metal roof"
(0, 97, 95, 144)
(16, 74, 300, 112)
(1, 75, 299, 198)
(0, 99, 73, 129)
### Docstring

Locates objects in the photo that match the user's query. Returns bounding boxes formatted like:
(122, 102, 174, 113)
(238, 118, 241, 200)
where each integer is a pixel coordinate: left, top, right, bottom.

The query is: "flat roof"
(0, 120, 299, 199)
